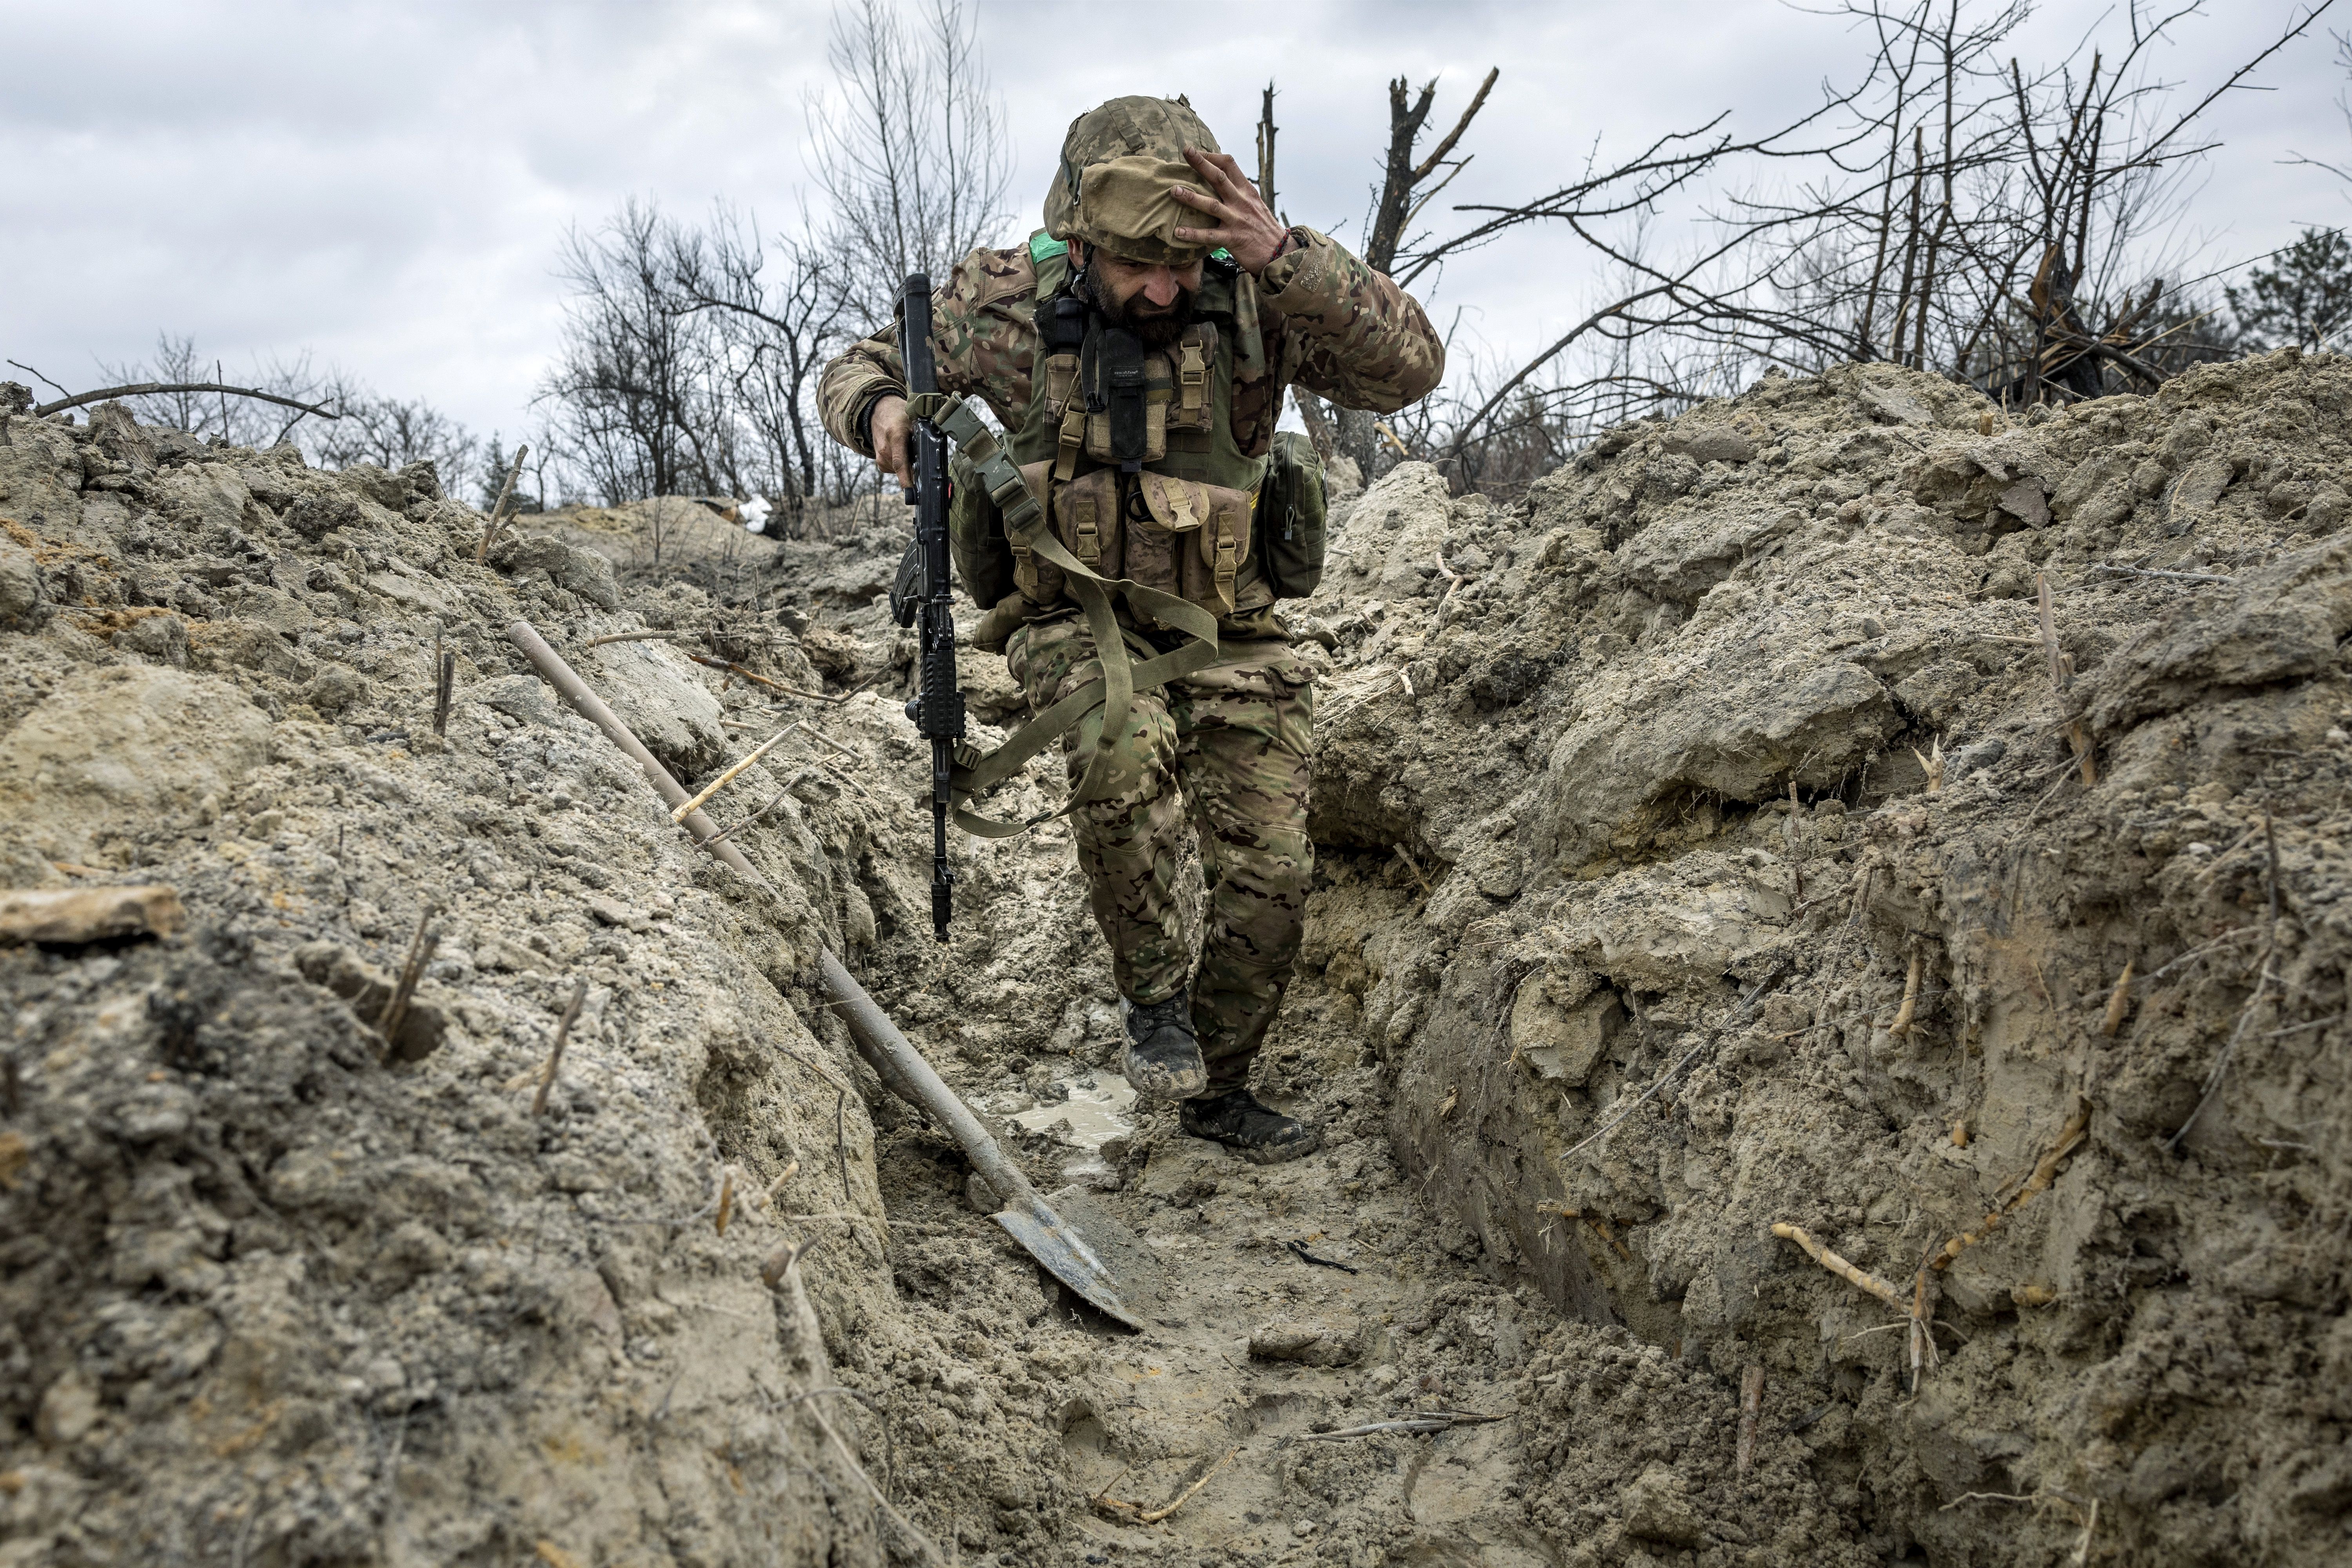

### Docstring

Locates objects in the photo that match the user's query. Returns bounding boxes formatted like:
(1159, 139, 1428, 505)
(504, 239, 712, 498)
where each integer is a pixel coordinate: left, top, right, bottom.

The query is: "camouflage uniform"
(817, 107, 1442, 1093)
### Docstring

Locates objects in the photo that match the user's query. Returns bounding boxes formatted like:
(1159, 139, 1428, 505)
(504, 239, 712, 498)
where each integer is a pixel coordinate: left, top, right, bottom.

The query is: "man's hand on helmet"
(1168, 145, 1294, 275)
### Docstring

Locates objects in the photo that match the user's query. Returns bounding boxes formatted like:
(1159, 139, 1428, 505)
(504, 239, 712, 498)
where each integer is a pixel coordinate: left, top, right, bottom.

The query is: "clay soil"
(3, 350, 2348, 1568)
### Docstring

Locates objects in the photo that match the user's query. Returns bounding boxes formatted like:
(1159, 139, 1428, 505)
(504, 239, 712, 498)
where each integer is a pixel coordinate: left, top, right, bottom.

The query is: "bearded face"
(1081, 261, 1196, 351)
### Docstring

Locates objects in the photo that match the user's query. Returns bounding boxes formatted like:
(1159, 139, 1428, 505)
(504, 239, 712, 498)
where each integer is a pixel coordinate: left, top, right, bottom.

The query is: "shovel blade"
(993, 1187, 1163, 1332)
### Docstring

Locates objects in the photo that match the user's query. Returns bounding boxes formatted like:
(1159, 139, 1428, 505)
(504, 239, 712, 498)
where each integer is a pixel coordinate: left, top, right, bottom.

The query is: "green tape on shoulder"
(1030, 232, 1069, 265)
(1210, 247, 1232, 263)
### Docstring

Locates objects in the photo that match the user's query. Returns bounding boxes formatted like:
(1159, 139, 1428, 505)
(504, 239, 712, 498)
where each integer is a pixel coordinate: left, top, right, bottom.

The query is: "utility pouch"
(1254, 430, 1327, 601)
(1050, 466, 1123, 585)
(1166, 325, 1216, 433)
(946, 449, 1017, 610)
(1132, 472, 1254, 619)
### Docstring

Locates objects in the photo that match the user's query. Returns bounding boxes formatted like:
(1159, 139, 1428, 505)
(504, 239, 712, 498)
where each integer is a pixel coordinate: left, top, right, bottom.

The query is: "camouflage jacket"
(816, 227, 1445, 461)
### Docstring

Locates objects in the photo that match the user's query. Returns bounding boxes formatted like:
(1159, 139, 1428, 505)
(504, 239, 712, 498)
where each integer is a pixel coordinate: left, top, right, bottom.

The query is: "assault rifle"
(889, 273, 964, 942)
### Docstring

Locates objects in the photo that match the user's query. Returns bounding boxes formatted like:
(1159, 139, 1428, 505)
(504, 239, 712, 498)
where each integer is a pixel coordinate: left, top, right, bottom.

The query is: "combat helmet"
(1044, 95, 1222, 268)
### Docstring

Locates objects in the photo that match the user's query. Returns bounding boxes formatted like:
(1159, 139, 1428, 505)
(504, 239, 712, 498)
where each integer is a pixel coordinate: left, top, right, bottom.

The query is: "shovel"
(818, 950, 1162, 1331)
(506, 619, 1161, 1332)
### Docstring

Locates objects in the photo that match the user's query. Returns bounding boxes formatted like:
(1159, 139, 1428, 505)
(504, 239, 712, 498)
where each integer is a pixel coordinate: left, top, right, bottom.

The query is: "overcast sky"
(3, 0, 2346, 450)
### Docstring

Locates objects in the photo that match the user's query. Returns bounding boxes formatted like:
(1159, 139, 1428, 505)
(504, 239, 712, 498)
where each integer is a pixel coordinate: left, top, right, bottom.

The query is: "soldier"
(819, 94, 1443, 1163)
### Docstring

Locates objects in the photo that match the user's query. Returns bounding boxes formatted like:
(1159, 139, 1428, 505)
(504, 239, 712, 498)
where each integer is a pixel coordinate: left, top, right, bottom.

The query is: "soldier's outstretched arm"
(1259, 230, 1446, 415)
(815, 245, 1042, 467)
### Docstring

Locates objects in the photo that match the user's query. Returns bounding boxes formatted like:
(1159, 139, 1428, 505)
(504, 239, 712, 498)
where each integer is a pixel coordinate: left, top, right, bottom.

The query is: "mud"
(4, 348, 2349, 1568)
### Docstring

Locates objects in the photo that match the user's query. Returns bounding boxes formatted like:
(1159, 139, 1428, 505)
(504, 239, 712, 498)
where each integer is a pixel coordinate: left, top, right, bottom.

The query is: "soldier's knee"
(1067, 696, 1179, 804)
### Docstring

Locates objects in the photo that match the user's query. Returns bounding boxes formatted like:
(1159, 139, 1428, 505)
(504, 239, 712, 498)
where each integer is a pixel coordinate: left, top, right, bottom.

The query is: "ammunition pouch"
(1254, 431, 1326, 601)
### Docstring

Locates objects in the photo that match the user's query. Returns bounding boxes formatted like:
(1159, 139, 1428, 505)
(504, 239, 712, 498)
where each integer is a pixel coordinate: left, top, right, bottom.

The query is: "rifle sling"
(911, 394, 1221, 835)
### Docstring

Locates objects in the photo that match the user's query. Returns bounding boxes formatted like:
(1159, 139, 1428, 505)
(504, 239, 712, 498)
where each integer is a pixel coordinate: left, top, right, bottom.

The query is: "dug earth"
(3, 352, 2349, 1567)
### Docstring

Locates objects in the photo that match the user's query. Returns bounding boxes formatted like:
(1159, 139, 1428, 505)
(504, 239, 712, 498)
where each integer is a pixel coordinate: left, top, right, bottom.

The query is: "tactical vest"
(930, 234, 1325, 833)
(951, 233, 1301, 637)
(1003, 234, 1274, 629)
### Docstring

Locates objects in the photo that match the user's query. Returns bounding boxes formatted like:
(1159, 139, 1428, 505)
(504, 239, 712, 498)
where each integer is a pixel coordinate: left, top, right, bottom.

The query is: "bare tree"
(1414, 0, 2335, 495)
(1321, 69, 1500, 480)
(98, 333, 343, 449)
(316, 392, 482, 494)
(94, 332, 478, 487)
(664, 203, 855, 528)
(540, 200, 736, 506)
(807, 0, 1011, 325)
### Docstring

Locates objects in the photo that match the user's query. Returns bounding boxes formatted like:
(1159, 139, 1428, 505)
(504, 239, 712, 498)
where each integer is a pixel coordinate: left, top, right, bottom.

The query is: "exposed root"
(1931, 1106, 2090, 1271)
(1771, 1223, 1906, 1310)
(2100, 959, 2135, 1037)
(1889, 947, 1924, 1037)
(530, 978, 588, 1118)
(1095, 1446, 1238, 1525)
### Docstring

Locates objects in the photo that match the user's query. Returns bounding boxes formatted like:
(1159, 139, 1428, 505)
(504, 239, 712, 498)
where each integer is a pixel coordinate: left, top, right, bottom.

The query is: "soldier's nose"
(1142, 268, 1181, 307)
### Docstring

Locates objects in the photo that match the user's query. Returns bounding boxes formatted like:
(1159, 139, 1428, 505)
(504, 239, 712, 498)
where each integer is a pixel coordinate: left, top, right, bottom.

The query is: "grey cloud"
(0, 0, 2340, 447)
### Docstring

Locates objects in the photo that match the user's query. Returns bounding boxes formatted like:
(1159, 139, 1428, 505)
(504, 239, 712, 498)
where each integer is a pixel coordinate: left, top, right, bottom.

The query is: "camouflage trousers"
(1006, 616, 1314, 1092)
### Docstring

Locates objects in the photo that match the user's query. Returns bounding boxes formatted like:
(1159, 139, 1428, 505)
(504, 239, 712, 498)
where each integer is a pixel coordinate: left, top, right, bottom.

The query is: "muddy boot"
(1180, 1088, 1321, 1165)
(1120, 992, 1208, 1101)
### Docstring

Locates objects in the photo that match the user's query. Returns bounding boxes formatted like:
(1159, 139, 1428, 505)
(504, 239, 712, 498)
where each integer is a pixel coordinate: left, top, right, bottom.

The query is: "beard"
(1083, 268, 1195, 351)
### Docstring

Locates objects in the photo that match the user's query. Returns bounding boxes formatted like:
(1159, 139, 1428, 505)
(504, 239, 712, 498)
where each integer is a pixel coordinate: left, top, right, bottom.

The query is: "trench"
(11, 350, 2352, 1568)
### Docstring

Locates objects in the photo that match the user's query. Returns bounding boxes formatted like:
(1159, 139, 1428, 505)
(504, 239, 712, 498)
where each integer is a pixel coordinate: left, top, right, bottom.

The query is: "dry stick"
(1889, 946, 1924, 1036)
(1930, 1107, 2090, 1270)
(30, 379, 342, 422)
(1911, 735, 1945, 795)
(2092, 563, 2234, 585)
(1908, 1267, 1938, 1394)
(1771, 1223, 1907, 1310)
(433, 644, 456, 737)
(1561, 963, 1787, 1162)
(714, 1167, 737, 1236)
(1735, 1365, 1765, 1475)
(760, 1239, 805, 1289)
(2099, 959, 2135, 1037)
(377, 905, 439, 1051)
(2194, 822, 2266, 882)
(1098, 1447, 1241, 1525)
(1294, 1413, 1503, 1443)
(1393, 842, 1434, 895)
(474, 443, 529, 564)
(2038, 572, 2097, 786)
(1089, 1466, 1132, 1510)
(690, 655, 882, 706)
(703, 786, 792, 847)
(835, 1088, 851, 1202)
(2169, 811, 2283, 1150)
(763, 1159, 800, 1213)
(584, 629, 695, 648)
(1535, 1202, 1633, 1260)
(671, 722, 809, 824)
(531, 978, 589, 1118)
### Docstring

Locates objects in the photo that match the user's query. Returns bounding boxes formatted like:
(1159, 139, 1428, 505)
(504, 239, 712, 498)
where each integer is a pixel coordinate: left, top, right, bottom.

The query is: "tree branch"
(33, 382, 344, 422)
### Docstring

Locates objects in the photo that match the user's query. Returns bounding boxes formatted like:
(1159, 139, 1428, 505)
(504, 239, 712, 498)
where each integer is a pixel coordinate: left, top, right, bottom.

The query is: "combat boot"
(1120, 992, 1208, 1100)
(1180, 1088, 1321, 1165)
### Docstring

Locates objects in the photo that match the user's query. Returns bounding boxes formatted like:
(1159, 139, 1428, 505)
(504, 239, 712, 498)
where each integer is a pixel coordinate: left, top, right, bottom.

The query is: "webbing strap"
(922, 395, 1221, 828)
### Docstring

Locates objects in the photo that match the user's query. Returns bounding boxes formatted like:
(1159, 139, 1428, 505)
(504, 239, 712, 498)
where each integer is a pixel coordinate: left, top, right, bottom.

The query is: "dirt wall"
(1302, 351, 2352, 1566)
